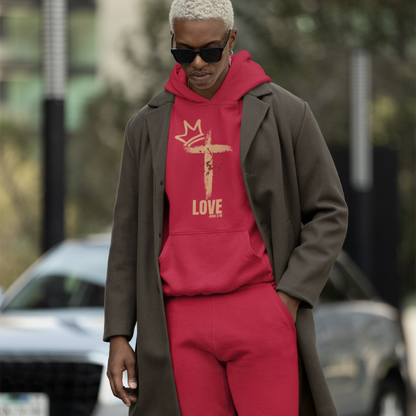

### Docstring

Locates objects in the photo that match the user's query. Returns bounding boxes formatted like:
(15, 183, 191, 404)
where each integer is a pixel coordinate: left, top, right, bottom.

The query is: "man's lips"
(189, 72, 211, 83)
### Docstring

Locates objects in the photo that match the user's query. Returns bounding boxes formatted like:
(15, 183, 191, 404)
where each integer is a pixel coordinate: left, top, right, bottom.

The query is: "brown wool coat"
(104, 82, 348, 416)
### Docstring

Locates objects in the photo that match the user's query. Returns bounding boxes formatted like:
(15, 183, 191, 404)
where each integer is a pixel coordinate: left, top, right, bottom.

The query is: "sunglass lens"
(200, 48, 222, 63)
(173, 49, 195, 64)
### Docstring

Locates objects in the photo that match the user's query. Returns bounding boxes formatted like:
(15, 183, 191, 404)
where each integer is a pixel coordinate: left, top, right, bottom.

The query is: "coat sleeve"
(103, 117, 138, 342)
(276, 103, 348, 309)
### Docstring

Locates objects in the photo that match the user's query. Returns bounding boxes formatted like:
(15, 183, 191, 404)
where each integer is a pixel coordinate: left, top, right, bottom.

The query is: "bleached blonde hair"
(169, 0, 234, 32)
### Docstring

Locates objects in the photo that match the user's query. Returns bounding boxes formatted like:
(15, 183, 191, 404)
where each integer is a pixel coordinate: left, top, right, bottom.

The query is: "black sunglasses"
(171, 30, 231, 65)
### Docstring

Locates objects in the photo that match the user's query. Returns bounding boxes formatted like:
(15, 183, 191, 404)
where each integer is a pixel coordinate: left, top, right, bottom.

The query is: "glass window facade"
(1, 7, 41, 64)
(0, 2, 99, 131)
(68, 9, 97, 68)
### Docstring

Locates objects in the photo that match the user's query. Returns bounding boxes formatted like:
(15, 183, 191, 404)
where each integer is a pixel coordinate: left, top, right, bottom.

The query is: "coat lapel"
(147, 91, 175, 182)
(240, 83, 272, 163)
(146, 91, 175, 255)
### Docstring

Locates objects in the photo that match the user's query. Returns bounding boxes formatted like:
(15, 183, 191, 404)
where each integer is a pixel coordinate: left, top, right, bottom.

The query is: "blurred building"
(0, 0, 145, 132)
(96, 0, 148, 99)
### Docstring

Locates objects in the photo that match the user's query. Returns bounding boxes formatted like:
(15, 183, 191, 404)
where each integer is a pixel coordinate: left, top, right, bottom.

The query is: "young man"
(104, 0, 348, 415)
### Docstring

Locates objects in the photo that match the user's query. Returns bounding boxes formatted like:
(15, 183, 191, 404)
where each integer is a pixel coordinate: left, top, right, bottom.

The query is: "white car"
(0, 235, 127, 416)
(0, 235, 410, 416)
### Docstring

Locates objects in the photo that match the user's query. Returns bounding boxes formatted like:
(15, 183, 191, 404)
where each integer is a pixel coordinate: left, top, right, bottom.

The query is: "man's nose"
(192, 53, 206, 68)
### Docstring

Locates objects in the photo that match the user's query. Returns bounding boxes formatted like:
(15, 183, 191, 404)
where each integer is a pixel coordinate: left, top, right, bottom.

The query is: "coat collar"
(148, 90, 175, 108)
(240, 83, 272, 163)
(146, 92, 173, 179)
(146, 83, 273, 171)
(146, 82, 273, 179)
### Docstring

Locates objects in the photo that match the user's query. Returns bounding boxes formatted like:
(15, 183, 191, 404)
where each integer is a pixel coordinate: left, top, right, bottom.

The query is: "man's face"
(172, 19, 237, 100)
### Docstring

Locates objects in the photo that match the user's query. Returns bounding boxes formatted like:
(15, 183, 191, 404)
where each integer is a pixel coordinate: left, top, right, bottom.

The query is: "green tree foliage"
(234, 0, 415, 143)
(0, 120, 41, 289)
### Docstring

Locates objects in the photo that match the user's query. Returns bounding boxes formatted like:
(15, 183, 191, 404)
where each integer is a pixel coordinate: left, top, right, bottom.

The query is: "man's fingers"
(107, 337, 137, 406)
(123, 387, 138, 402)
(108, 375, 116, 398)
(126, 358, 137, 389)
(107, 367, 132, 406)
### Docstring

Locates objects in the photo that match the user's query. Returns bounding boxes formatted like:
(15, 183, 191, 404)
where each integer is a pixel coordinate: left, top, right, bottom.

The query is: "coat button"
(159, 233, 162, 238)
(160, 180, 164, 186)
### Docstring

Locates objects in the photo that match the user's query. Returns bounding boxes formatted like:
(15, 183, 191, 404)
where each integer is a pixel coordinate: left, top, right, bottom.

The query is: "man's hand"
(277, 291, 301, 323)
(107, 336, 138, 407)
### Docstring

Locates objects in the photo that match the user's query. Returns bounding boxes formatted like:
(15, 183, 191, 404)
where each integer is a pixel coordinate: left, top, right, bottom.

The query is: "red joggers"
(164, 282, 299, 416)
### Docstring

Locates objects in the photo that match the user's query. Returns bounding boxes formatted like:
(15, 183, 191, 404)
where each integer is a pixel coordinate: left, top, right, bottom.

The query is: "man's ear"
(229, 28, 238, 51)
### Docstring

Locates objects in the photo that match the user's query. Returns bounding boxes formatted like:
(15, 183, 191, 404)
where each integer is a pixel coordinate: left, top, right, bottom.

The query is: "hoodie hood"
(164, 50, 271, 103)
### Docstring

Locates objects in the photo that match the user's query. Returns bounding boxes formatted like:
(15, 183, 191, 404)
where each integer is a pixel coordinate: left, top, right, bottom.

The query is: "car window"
(319, 260, 372, 304)
(3, 242, 109, 310)
(319, 264, 349, 303)
(335, 261, 371, 301)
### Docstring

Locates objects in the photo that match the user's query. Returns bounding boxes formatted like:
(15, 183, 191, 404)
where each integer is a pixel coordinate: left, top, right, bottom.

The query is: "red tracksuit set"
(159, 51, 299, 416)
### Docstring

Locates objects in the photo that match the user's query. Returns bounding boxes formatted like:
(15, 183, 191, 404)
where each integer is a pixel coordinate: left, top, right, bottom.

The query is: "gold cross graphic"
(175, 120, 232, 199)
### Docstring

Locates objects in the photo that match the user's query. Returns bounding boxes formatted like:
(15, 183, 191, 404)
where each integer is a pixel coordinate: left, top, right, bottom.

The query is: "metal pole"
(42, 0, 66, 252)
(349, 48, 373, 280)
(350, 48, 373, 192)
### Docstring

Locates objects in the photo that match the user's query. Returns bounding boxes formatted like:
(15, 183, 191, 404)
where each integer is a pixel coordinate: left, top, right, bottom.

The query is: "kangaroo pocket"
(159, 229, 273, 296)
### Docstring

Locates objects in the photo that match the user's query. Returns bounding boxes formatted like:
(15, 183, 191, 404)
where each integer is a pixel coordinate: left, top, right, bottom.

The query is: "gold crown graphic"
(175, 120, 206, 147)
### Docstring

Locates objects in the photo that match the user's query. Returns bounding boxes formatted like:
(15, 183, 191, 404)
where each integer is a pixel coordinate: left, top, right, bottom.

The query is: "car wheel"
(373, 379, 407, 416)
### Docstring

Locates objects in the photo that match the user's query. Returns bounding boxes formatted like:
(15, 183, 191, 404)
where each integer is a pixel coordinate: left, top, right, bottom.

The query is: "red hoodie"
(160, 51, 274, 296)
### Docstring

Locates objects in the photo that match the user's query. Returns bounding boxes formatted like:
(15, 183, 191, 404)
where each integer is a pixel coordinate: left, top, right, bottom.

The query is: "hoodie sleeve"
(276, 102, 349, 309)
